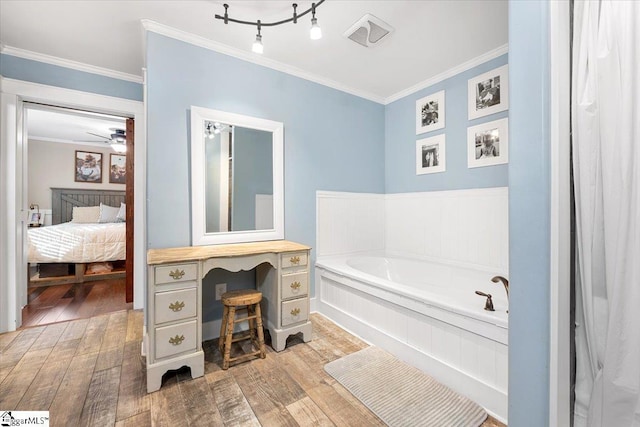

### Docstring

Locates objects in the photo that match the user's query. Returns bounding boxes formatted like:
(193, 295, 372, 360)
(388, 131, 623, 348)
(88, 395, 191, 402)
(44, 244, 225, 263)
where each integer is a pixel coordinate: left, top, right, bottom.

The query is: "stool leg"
(247, 304, 256, 347)
(219, 305, 228, 354)
(254, 302, 266, 359)
(222, 306, 236, 370)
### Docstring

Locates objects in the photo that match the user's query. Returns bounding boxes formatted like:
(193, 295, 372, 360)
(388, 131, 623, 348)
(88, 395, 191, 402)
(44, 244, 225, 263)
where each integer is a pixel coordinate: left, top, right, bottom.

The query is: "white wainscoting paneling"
(385, 187, 508, 272)
(317, 187, 508, 272)
(316, 191, 385, 258)
(315, 186, 510, 422)
(255, 194, 273, 230)
(318, 271, 508, 422)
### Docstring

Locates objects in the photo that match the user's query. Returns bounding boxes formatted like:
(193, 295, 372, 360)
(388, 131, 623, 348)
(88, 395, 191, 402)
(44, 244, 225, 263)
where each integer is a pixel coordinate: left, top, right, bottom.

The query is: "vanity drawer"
(281, 252, 308, 269)
(155, 263, 198, 285)
(281, 298, 309, 327)
(155, 288, 197, 324)
(155, 320, 198, 360)
(281, 272, 308, 300)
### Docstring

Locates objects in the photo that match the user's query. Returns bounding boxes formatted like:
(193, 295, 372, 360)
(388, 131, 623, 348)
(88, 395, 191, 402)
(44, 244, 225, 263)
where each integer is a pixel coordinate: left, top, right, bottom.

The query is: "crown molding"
(384, 44, 509, 104)
(0, 76, 143, 114)
(0, 46, 143, 84)
(141, 19, 387, 104)
(2, 31, 507, 106)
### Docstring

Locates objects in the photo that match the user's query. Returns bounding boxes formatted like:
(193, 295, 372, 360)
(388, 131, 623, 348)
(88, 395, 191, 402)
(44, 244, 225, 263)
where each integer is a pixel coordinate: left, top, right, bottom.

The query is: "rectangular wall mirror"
(191, 107, 284, 245)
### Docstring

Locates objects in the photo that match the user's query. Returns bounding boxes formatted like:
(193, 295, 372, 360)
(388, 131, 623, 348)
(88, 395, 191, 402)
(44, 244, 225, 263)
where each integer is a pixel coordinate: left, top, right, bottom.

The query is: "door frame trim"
(0, 76, 146, 332)
(549, 1, 572, 425)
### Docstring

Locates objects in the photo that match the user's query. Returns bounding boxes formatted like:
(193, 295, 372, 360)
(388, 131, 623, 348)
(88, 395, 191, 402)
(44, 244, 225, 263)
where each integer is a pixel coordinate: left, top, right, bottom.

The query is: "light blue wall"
(385, 54, 508, 193)
(232, 127, 273, 231)
(508, 1, 551, 425)
(146, 33, 385, 302)
(0, 54, 143, 101)
(4, 22, 555, 422)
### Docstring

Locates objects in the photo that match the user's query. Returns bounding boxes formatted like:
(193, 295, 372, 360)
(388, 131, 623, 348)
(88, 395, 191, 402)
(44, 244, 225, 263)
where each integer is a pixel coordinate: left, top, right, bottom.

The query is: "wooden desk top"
(147, 240, 311, 265)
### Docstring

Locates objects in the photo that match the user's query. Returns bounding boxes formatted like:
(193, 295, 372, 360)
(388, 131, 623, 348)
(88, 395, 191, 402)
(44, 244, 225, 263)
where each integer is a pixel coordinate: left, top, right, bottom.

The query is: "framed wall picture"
(74, 150, 102, 183)
(416, 134, 446, 175)
(468, 64, 509, 120)
(467, 118, 509, 168)
(416, 90, 445, 134)
(109, 153, 126, 184)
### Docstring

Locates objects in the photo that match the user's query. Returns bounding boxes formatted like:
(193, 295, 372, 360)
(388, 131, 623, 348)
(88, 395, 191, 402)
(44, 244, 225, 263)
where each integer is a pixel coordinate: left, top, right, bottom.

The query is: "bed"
(27, 188, 127, 287)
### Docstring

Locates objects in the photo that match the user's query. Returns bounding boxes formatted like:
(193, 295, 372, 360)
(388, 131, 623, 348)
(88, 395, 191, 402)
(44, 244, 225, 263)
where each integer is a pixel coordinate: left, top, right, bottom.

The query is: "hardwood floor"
(21, 278, 133, 328)
(1, 311, 505, 426)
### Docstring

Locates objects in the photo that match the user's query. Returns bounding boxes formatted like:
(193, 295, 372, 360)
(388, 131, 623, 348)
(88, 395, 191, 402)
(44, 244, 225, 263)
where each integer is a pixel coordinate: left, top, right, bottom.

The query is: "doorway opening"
(20, 103, 135, 328)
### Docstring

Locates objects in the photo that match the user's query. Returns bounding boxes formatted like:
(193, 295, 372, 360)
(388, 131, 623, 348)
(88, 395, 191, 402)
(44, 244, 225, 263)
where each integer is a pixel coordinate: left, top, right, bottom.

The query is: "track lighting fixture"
(205, 122, 215, 139)
(310, 3, 322, 40)
(252, 22, 264, 54)
(215, 1, 325, 54)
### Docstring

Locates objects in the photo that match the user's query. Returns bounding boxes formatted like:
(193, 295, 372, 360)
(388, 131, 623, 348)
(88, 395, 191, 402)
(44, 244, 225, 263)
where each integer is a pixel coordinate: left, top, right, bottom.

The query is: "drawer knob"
(289, 256, 300, 265)
(169, 334, 185, 346)
(169, 269, 185, 280)
(290, 308, 301, 316)
(290, 281, 301, 290)
(169, 301, 185, 312)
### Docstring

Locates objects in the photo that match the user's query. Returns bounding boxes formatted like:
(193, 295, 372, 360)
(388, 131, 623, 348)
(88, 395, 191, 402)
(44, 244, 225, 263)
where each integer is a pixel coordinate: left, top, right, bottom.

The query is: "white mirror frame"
(191, 106, 284, 245)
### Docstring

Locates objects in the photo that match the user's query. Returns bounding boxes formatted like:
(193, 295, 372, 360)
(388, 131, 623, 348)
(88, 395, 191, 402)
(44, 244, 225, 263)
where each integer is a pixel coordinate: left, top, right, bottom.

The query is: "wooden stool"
(219, 289, 266, 369)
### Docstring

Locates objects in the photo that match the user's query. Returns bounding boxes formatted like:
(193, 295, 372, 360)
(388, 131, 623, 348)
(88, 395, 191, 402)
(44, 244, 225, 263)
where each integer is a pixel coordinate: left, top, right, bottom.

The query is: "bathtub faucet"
(491, 276, 509, 302)
(475, 291, 495, 311)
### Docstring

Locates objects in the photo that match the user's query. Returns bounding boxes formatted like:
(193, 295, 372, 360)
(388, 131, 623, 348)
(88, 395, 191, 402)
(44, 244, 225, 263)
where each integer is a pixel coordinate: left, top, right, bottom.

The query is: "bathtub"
(316, 255, 509, 422)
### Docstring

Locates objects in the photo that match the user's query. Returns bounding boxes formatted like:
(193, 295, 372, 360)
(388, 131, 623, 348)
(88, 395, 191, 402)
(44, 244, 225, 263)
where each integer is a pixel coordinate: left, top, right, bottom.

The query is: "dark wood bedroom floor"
(1, 311, 505, 427)
(21, 278, 132, 328)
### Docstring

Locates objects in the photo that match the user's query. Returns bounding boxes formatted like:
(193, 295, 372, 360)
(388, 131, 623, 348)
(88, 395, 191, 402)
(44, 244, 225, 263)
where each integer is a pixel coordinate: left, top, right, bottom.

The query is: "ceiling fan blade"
(74, 139, 110, 143)
(87, 132, 111, 140)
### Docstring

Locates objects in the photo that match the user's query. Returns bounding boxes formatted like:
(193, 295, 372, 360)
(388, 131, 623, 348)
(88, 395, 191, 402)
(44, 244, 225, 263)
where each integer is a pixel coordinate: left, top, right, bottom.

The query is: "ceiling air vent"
(344, 14, 393, 48)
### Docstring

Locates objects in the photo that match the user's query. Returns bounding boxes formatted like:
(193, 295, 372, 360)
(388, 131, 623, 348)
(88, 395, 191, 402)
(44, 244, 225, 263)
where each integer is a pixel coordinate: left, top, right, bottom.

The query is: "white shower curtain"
(572, 1, 640, 426)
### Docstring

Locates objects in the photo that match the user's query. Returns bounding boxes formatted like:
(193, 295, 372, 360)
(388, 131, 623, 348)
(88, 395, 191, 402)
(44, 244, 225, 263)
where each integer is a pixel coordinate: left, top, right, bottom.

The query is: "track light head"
(252, 34, 264, 54)
(310, 17, 322, 40)
(214, 1, 325, 52)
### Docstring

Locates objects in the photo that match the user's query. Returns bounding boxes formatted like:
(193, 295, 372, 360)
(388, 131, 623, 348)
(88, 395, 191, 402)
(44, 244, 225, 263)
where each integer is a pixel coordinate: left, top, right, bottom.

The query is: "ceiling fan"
(84, 128, 127, 152)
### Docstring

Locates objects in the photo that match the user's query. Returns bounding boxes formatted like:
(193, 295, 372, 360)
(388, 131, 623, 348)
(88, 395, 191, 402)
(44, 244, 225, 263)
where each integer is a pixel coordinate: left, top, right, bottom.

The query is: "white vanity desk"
(145, 240, 312, 392)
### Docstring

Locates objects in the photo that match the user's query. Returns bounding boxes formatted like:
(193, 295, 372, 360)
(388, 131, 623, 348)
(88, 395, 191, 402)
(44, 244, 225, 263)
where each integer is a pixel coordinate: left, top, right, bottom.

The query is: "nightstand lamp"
(29, 203, 42, 227)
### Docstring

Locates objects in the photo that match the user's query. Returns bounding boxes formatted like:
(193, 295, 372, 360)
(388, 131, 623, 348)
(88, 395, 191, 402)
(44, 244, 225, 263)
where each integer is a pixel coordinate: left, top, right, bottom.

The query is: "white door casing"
(0, 77, 146, 332)
(549, 1, 572, 426)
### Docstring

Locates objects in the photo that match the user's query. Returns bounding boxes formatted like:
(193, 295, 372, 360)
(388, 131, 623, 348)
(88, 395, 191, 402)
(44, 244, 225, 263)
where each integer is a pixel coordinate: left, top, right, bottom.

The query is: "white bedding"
(27, 222, 125, 263)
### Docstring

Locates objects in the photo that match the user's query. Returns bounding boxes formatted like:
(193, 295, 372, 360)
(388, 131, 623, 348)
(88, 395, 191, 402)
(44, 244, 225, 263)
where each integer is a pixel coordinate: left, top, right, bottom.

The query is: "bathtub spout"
(491, 276, 509, 301)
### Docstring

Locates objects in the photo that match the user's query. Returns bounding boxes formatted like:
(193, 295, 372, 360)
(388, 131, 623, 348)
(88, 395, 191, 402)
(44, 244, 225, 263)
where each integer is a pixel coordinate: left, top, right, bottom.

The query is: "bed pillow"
(116, 202, 126, 222)
(98, 203, 120, 223)
(71, 206, 101, 223)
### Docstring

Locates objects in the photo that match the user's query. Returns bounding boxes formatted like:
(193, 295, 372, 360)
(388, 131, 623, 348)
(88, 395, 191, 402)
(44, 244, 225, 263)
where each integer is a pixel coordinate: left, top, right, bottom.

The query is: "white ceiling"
(0, 0, 508, 102)
(26, 107, 126, 149)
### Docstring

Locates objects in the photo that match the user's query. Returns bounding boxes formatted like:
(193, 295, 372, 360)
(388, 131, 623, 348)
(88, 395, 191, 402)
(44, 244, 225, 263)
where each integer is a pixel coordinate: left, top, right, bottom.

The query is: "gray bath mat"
(324, 346, 487, 427)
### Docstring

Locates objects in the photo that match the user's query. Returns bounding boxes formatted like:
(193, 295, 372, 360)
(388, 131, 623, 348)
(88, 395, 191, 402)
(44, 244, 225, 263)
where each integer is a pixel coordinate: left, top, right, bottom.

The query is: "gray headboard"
(51, 188, 126, 224)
